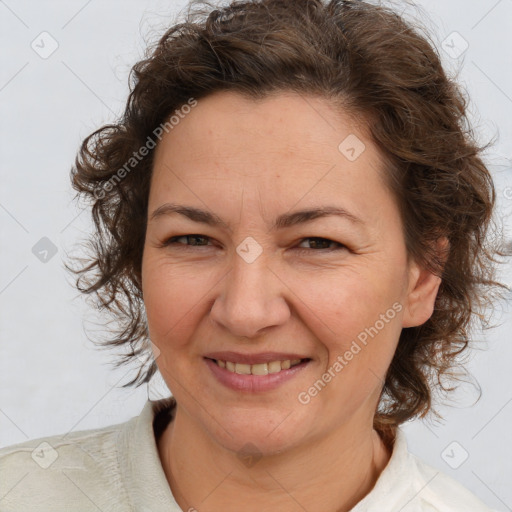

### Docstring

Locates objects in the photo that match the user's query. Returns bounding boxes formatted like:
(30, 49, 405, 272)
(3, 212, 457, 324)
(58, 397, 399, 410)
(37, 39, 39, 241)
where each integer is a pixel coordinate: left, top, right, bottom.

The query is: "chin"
(201, 405, 316, 457)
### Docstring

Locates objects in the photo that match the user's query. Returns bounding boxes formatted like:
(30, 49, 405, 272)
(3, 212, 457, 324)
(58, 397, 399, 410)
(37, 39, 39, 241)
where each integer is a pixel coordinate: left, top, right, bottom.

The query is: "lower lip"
(204, 358, 310, 392)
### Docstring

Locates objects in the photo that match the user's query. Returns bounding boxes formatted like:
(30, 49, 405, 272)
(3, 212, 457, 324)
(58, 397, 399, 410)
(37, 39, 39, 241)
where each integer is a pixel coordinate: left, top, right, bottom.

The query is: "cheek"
(289, 263, 404, 372)
(142, 258, 207, 346)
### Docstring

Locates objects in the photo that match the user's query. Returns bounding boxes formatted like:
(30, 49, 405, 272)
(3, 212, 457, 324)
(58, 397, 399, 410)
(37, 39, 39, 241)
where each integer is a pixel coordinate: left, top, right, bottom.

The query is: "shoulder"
(353, 429, 498, 512)
(0, 417, 133, 511)
(408, 452, 497, 512)
(0, 398, 178, 512)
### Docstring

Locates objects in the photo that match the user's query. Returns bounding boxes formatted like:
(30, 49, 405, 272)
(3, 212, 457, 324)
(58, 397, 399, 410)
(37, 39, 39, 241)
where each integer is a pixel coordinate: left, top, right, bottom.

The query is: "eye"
(161, 234, 213, 247)
(160, 235, 346, 254)
(295, 237, 346, 253)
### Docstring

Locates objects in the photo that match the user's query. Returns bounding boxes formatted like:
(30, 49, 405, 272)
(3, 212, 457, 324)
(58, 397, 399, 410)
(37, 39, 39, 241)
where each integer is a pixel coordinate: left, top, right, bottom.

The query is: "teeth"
(214, 358, 304, 375)
(251, 363, 268, 376)
(268, 361, 282, 374)
(235, 363, 251, 375)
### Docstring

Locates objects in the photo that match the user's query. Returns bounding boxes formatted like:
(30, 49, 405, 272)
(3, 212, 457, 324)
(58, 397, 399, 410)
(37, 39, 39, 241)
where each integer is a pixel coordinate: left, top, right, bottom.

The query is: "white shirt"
(0, 397, 497, 511)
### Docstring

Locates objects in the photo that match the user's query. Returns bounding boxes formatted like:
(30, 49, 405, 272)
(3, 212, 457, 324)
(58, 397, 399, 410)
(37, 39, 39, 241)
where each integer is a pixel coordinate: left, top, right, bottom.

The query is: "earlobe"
(402, 237, 449, 328)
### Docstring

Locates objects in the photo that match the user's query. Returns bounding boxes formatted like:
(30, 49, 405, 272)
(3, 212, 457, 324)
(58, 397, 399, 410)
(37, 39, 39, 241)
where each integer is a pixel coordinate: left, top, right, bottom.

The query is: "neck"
(157, 403, 392, 512)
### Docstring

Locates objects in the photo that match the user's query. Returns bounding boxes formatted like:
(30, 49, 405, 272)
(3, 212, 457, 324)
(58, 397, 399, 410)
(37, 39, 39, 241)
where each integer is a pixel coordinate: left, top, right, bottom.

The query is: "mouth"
(206, 357, 309, 375)
(203, 353, 312, 392)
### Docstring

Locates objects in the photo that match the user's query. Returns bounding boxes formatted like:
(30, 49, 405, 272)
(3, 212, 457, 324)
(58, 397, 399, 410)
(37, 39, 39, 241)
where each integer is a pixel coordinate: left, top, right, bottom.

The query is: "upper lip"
(203, 351, 310, 365)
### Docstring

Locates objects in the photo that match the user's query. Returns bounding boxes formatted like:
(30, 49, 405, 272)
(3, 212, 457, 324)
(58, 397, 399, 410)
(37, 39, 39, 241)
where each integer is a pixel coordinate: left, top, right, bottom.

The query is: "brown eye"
(296, 237, 345, 252)
(162, 235, 212, 247)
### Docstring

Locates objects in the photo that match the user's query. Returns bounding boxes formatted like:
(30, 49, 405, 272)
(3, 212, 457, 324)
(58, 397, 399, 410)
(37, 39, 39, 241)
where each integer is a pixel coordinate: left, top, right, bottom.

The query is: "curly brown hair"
(70, 0, 508, 432)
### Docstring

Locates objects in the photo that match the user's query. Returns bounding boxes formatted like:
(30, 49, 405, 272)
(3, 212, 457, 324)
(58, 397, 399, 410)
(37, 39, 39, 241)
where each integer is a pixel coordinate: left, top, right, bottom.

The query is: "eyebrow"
(149, 203, 364, 230)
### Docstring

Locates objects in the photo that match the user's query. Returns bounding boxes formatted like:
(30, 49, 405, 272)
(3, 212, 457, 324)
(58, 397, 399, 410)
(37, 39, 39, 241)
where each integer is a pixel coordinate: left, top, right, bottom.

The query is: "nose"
(209, 246, 290, 339)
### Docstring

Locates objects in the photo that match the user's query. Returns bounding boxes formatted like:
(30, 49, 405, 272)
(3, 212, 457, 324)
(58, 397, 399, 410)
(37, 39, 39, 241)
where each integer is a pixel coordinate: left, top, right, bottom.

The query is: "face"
(141, 90, 440, 455)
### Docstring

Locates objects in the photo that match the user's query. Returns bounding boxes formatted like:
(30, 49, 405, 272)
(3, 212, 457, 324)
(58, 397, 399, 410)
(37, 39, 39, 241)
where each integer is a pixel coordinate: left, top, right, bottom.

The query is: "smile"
(212, 358, 304, 375)
(204, 356, 311, 392)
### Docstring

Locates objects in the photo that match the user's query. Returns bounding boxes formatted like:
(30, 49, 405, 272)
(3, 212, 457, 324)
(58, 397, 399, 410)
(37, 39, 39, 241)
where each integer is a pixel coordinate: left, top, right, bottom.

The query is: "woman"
(0, 0, 507, 510)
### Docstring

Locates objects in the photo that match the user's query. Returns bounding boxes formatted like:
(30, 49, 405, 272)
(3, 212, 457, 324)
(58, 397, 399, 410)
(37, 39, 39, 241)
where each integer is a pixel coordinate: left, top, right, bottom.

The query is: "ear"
(402, 236, 449, 328)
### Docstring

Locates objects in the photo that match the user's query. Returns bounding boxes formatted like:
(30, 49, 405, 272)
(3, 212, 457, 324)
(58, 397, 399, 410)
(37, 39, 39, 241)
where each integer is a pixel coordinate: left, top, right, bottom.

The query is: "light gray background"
(1, 0, 511, 510)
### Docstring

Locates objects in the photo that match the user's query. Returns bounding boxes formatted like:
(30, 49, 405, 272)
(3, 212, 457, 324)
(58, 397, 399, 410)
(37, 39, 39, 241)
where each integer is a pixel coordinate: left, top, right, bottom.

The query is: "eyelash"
(161, 235, 346, 254)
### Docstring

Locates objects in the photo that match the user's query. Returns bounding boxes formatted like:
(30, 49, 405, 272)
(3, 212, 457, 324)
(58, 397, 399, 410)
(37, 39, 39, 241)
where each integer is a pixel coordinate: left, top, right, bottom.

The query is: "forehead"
(149, 90, 394, 228)
(155, 90, 372, 162)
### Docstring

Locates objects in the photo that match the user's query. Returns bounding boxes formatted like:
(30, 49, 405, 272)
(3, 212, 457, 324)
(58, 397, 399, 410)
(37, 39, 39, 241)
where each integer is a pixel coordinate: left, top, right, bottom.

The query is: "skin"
(141, 90, 444, 512)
